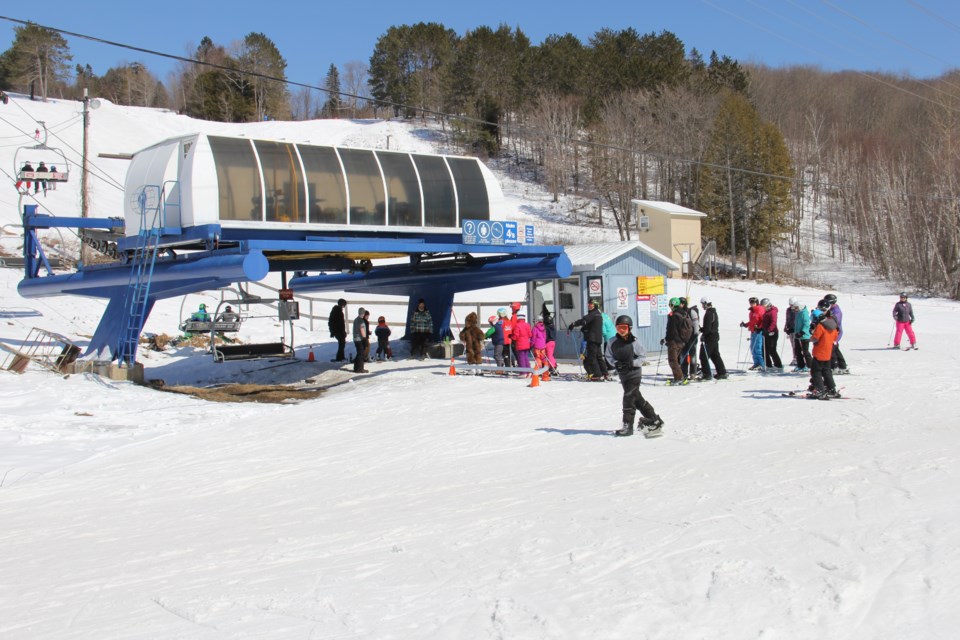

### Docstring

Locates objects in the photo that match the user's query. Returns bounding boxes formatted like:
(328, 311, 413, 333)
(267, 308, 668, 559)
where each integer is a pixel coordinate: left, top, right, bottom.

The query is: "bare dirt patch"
(150, 382, 324, 404)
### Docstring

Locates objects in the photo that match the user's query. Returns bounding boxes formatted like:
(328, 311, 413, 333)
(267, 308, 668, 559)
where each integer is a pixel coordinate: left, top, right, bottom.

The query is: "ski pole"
(887, 322, 896, 347)
(655, 340, 664, 376)
(736, 325, 743, 367)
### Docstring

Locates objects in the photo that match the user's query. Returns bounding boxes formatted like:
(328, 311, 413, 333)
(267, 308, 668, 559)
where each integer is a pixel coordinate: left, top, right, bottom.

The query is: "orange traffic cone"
(448, 358, 457, 376)
(529, 372, 540, 387)
(307, 350, 315, 362)
(541, 368, 551, 382)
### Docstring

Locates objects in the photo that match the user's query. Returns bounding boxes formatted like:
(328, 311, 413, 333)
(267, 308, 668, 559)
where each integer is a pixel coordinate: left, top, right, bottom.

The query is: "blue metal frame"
(18, 206, 571, 363)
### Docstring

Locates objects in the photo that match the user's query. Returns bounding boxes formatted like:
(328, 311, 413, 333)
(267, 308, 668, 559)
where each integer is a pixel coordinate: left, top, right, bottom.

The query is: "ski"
(780, 391, 861, 400)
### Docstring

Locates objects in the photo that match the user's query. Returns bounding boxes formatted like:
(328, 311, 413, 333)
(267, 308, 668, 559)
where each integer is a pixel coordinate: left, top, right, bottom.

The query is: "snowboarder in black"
(605, 315, 664, 437)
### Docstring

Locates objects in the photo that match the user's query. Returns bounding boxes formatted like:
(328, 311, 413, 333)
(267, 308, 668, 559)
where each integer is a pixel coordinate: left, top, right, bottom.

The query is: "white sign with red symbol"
(617, 287, 628, 309)
(587, 278, 602, 299)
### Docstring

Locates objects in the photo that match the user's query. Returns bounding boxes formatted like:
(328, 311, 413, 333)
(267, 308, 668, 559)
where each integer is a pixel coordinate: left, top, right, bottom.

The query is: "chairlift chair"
(13, 124, 71, 192)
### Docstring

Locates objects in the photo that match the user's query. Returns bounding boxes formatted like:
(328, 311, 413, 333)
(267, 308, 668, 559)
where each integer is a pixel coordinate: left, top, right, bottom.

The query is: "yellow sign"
(637, 276, 665, 295)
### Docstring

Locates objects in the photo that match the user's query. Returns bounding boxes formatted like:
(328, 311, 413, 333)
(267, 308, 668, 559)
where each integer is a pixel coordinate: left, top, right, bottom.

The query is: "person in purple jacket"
(892, 292, 918, 350)
(824, 293, 849, 374)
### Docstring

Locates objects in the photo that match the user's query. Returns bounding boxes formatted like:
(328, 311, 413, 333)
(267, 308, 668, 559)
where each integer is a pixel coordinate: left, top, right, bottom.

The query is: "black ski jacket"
(571, 308, 604, 344)
(700, 307, 720, 343)
(605, 333, 646, 373)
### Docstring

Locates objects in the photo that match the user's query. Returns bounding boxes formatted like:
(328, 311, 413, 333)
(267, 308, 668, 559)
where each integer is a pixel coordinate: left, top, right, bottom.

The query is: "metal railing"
(221, 280, 518, 333)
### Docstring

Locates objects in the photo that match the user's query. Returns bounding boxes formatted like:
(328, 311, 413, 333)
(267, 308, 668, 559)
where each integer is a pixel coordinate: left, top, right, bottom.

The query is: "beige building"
(630, 199, 707, 277)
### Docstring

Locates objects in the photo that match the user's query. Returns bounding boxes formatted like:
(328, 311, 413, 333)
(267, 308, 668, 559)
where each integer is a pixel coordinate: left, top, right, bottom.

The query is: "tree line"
(1, 21, 957, 296)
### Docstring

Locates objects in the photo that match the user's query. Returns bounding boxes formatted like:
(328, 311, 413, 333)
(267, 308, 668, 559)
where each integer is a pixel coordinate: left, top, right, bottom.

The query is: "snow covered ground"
(1, 94, 959, 638)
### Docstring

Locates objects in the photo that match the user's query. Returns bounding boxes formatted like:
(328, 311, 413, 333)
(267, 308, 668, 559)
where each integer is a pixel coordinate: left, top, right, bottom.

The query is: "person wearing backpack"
(661, 297, 689, 385)
(678, 297, 700, 379)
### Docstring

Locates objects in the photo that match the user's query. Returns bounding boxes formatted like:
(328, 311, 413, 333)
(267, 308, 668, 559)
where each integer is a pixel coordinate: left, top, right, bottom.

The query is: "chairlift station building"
(18, 134, 572, 365)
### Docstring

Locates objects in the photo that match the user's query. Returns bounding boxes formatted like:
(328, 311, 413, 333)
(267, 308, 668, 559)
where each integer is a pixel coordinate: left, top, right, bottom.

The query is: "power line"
(907, 0, 960, 34)
(702, 0, 960, 112)
(1, 14, 953, 205)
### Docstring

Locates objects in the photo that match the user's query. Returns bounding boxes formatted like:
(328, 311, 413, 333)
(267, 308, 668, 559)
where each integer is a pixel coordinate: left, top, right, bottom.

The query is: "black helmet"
(615, 315, 633, 328)
(824, 294, 837, 304)
(817, 299, 830, 311)
(899, 292, 908, 299)
(749, 296, 759, 304)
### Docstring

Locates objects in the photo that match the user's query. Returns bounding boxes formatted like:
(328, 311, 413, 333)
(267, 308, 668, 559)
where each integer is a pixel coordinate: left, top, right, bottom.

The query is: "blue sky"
(2, 0, 958, 89)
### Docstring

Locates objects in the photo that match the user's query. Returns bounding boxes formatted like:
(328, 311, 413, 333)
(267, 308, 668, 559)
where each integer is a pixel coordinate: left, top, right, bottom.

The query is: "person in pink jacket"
(511, 312, 533, 372)
(531, 316, 548, 374)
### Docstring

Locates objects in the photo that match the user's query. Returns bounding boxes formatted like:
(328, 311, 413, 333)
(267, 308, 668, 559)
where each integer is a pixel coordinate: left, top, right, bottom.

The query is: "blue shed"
(526, 241, 679, 360)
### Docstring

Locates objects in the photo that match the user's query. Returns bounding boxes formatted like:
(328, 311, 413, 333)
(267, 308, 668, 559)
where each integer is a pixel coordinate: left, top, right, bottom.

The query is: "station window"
(377, 151, 422, 227)
(298, 145, 347, 224)
(447, 157, 489, 222)
(209, 136, 262, 221)
(338, 148, 386, 226)
(255, 140, 305, 222)
(414, 155, 456, 227)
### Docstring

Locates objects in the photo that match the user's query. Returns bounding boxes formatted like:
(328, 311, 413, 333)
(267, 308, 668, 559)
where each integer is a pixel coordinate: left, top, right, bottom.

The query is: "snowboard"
(780, 390, 860, 400)
(612, 419, 663, 438)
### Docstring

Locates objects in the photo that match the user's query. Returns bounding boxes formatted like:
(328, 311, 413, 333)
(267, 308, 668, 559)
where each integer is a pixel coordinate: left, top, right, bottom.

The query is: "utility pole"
(81, 89, 91, 265)
(80, 90, 101, 264)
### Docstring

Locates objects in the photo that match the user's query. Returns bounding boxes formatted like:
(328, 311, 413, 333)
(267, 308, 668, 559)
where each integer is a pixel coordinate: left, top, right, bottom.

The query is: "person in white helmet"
(698, 296, 728, 380)
(788, 298, 811, 372)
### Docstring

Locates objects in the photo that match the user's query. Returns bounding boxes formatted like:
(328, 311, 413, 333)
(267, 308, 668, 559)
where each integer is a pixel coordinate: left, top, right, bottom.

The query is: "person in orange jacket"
(809, 300, 841, 398)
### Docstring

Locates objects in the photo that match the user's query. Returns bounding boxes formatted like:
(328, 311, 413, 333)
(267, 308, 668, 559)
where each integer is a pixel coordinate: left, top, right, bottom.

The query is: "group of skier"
(478, 302, 560, 376)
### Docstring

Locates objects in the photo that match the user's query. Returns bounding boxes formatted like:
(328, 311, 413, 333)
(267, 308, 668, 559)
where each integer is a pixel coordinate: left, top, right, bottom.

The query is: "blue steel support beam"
(18, 251, 269, 299)
(18, 251, 269, 362)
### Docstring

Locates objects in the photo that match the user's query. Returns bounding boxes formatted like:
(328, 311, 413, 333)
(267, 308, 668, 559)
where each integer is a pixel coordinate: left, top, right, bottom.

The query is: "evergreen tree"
(699, 92, 792, 276)
(236, 32, 290, 121)
(184, 37, 251, 122)
(584, 28, 688, 121)
(322, 64, 341, 118)
(448, 24, 530, 154)
(369, 22, 457, 118)
(5, 23, 72, 101)
(526, 33, 587, 97)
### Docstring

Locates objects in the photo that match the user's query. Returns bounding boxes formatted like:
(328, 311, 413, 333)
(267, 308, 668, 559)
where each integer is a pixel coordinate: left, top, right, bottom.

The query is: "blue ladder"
(116, 186, 164, 366)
